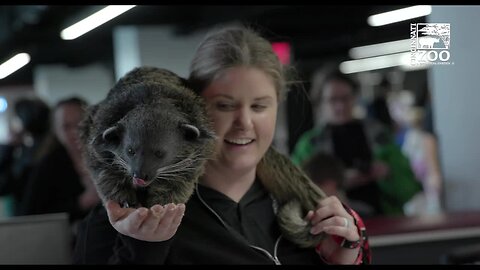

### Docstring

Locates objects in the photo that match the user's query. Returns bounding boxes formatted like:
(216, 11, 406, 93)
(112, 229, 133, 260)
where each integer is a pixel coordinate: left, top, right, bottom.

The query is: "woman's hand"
(306, 196, 361, 264)
(306, 196, 359, 242)
(105, 200, 185, 242)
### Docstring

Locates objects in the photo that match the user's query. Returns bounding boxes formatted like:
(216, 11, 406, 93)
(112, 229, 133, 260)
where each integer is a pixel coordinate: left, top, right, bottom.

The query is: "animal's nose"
(133, 172, 148, 181)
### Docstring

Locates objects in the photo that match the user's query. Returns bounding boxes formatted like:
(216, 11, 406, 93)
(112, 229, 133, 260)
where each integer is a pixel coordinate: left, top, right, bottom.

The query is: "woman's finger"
(139, 204, 165, 233)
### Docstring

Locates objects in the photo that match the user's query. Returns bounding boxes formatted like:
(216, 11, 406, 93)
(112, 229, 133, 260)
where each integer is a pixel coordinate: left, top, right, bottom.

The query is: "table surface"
(363, 210, 480, 236)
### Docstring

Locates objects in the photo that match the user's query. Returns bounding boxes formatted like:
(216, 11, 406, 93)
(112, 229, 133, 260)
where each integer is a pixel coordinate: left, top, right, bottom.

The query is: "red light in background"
(271, 42, 291, 65)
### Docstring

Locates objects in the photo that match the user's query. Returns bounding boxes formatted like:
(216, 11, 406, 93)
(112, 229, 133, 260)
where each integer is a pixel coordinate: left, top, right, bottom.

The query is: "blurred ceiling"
(0, 5, 424, 88)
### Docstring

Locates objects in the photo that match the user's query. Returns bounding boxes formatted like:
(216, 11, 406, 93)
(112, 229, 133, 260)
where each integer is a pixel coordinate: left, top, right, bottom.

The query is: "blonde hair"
(189, 24, 291, 101)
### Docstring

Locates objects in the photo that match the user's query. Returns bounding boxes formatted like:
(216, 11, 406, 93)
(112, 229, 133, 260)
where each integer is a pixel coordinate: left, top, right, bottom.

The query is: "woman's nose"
(233, 107, 253, 130)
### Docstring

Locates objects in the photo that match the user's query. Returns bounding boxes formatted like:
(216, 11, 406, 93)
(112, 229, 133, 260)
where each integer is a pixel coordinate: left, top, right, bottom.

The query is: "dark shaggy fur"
(258, 147, 327, 248)
(79, 67, 215, 208)
(80, 66, 327, 248)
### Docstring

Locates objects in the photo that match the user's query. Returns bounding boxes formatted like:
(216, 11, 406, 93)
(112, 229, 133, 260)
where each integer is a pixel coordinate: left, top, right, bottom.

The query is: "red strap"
(315, 204, 372, 265)
(344, 205, 372, 264)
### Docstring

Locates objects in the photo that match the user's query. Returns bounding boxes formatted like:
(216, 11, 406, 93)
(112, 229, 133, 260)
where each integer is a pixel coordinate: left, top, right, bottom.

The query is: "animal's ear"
(102, 124, 124, 143)
(181, 123, 200, 141)
(180, 123, 216, 141)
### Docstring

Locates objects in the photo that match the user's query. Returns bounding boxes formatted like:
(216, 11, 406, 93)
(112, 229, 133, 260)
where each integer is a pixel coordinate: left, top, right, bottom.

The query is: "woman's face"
(322, 79, 355, 125)
(54, 103, 84, 152)
(388, 91, 415, 128)
(10, 115, 24, 135)
(201, 66, 278, 173)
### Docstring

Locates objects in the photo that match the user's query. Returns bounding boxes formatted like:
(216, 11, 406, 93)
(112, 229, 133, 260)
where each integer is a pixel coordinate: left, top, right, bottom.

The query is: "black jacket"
(0, 143, 40, 215)
(20, 144, 88, 222)
(73, 180, 325, 265)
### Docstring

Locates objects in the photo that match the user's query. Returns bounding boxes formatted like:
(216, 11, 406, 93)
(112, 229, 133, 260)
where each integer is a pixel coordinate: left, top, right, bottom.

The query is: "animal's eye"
(155, 150, 165, 159)
(127, 147, 135, 156)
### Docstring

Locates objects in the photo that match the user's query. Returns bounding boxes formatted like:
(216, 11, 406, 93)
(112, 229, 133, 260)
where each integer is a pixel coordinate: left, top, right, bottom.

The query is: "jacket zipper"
(249, 236, 282, 265)
(195, 184, 282, 265)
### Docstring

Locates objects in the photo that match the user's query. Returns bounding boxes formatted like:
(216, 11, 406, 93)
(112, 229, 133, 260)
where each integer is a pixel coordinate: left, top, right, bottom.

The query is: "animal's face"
(120, 125, 178, 187)
(97, 105, 213, 188)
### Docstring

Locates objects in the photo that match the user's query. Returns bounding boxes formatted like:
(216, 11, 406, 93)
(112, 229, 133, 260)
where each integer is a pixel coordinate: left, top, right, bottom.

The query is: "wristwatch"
(340, 238, 361, 249)
(331, 234, 362, 249)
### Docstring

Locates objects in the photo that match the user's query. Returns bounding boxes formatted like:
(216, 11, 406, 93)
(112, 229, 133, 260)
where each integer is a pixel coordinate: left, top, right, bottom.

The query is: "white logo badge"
(410, 23, 453, 66)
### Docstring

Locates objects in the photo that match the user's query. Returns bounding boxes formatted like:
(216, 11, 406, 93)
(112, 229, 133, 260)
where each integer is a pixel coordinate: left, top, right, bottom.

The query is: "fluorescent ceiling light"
(368, 5, 432, 27)
(340, 52, 412, 74)
(0, 53, 31, 79)
(61, 5, 136, 40)
(400, 63, 430, 72)
(349, 39, 411, 59)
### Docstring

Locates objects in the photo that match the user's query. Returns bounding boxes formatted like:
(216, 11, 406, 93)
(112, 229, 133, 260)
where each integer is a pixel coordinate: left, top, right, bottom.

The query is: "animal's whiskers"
(80, 66, 215, 208)
(156, 152, 204, 173)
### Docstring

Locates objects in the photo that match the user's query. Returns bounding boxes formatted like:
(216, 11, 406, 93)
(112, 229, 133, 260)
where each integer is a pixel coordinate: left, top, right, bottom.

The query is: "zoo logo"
(411, 23, 452, 65)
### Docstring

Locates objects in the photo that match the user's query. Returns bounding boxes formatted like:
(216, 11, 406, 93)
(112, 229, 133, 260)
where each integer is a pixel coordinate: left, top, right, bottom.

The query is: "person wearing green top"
(291, 68, 422, 217)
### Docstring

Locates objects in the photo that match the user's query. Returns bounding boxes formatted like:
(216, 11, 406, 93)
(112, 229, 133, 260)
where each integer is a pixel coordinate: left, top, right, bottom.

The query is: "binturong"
(79, 67, 215, 208)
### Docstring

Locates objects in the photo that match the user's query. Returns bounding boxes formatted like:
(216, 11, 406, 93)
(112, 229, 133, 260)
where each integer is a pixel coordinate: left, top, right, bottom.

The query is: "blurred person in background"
(0, 97, 54, 216)
(292, 68, 422, 217)
(21, 97, 100, 232)
(387, 90, 443, 215)
(302, 152, 376, 218)
(367, 76, 394, 132)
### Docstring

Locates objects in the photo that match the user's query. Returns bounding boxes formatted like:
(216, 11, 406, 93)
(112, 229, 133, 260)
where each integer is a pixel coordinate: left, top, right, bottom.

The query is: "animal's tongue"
(133, 177, 147, 187)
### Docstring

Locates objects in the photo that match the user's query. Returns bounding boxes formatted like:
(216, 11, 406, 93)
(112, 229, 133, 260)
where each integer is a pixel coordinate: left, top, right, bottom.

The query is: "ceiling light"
(400, 63, 430, 72)
(61, 5, 136, 40)
(368, 5, 432, 27)
(0, 53, 31, 80)
(349, 39, 411, 59)
(340, 52, 411, 74)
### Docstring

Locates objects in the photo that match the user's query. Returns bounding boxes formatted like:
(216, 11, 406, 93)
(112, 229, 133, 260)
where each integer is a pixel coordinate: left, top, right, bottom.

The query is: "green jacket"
(291, 119, 422, 216)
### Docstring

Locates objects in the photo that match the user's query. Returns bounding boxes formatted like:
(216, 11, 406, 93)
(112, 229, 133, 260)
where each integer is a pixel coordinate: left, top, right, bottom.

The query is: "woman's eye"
(127, 147, 135, 156)
(216, 103, 234, 110)
(252, 104, 267, 111)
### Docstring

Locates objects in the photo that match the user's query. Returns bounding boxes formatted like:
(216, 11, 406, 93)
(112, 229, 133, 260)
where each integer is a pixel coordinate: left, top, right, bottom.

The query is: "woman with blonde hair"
(74, 25, 370, 265)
